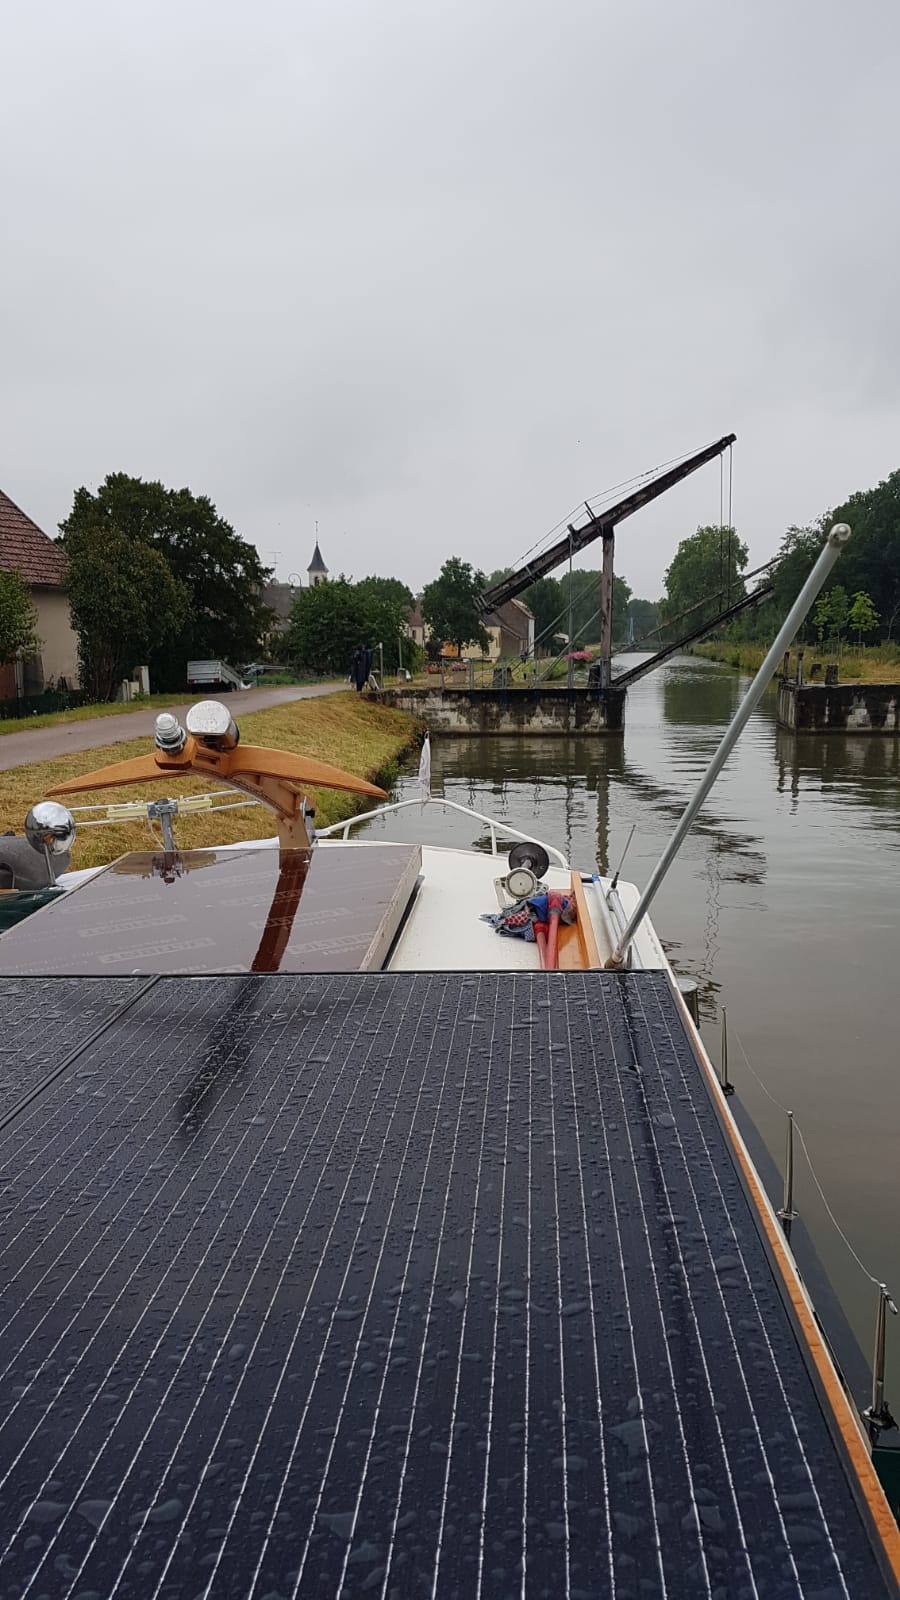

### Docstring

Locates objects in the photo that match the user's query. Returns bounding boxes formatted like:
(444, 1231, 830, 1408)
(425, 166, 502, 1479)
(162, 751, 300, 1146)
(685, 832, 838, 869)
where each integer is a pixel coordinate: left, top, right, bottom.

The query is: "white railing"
(63, 788, 570, 871)
(316, 796, 569, 868)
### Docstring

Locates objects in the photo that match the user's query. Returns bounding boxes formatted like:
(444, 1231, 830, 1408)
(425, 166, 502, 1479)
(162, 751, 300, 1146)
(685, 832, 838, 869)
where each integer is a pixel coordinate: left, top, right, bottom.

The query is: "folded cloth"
(481, 893, 576, 941)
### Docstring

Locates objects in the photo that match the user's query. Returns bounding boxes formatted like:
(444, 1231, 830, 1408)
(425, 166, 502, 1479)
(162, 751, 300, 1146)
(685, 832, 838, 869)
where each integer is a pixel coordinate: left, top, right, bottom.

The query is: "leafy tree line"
(485, 567, 653, 654)
(760, 470, 900, 645)
(60, 474, 272, 699)
(282, 575, 419, 677)
(673, 469, 900, 653)
(659, 526, 748, 635)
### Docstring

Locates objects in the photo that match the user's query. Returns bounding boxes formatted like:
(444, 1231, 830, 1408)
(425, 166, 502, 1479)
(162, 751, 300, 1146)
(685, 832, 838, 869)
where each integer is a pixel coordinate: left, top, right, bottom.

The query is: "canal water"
(364, 653, 900, 1369)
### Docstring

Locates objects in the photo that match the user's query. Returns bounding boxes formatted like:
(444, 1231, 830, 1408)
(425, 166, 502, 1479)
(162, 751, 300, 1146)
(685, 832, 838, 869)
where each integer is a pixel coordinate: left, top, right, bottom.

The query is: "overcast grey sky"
(3, 0, 899, 600)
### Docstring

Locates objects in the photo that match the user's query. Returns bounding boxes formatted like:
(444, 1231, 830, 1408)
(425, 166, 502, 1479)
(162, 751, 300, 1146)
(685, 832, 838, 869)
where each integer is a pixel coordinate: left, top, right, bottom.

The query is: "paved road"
(0, 683, 345, 773)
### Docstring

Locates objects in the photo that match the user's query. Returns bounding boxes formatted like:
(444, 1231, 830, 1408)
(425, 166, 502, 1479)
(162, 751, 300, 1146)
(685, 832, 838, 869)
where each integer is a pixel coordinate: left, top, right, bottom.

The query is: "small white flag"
(418, 735, 431, 799)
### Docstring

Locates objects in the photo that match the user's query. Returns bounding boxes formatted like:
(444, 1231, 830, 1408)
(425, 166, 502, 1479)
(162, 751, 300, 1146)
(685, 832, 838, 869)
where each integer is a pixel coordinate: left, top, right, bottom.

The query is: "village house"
(482, 596, 534, 661)
(0, 489, 79, 702)
(405, 594, 534, 662)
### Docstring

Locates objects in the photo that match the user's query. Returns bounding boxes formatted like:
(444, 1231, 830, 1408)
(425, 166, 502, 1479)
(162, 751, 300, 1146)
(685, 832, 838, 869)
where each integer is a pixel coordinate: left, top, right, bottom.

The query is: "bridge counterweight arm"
(481, 433, 736, 613)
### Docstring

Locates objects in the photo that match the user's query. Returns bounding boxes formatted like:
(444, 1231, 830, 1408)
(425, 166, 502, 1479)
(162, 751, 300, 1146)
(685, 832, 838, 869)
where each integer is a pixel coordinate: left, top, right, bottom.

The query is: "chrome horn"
(185, 700, 240, 750)
(25, 801, 76, 884)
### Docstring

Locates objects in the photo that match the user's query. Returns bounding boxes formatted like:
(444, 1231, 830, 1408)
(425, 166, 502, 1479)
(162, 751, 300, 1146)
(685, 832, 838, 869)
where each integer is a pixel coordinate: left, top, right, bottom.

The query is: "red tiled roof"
(0, 489, 66, 588)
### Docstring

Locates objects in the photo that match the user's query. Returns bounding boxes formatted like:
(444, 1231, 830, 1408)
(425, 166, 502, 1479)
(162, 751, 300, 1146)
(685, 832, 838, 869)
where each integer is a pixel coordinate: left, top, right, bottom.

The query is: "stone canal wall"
(376, 685, 625, 735)
(777, 676, 900, 733)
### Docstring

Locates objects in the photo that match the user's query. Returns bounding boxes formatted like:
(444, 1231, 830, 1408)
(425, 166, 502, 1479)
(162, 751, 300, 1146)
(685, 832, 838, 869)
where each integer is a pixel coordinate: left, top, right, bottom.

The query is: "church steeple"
(307, 540, 328, 588)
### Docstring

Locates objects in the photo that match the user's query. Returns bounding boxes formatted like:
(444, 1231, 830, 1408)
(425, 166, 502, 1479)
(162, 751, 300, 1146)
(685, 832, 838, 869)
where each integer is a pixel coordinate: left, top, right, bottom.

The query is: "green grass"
(693, 640, 900, 683)
(0, 693, 423, 871)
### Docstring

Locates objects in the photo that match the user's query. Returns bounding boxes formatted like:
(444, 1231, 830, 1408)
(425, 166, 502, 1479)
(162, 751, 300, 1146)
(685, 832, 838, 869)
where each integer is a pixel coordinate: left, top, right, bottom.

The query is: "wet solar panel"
(0, 970, 894, 1598)
(0, 843, 421, 975)
(0, 976, 142, 1118)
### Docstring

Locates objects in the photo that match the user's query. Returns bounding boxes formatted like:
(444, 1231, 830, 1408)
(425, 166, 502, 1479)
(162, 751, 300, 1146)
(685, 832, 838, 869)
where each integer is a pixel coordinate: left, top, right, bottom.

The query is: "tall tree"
(284, 578, 367, 677)
(354, 576, 415, 672)
(284, 574, 414, 676)
(60, 475, 272, 688)
(484, 567, 512, 591)
(848, 590, 879, 647)
(771, 472, 900, 640)
(544, 569, 632, 647)
(521, 576, 564, 651)
(661, 526, 748, 631)
(421, 558, 490, 658)
(64, 522, 189, 701)
(627, 597, 661, 642)
(0, 570, 40, 669)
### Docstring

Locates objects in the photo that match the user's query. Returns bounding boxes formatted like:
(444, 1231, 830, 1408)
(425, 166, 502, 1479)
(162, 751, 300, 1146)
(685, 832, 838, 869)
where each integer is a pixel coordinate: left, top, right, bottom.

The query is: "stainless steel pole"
(778, 1110, 798, 1223)
(865, 1283, 898, 1429)
(873, 1285, 888, 1419)
(606, 524, 851, 967)
(720, 1007, 734, 1096)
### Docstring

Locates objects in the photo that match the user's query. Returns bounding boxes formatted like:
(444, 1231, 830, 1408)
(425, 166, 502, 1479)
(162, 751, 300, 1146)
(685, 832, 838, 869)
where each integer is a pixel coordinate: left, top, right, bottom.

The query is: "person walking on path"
(350, 646, 374, 693)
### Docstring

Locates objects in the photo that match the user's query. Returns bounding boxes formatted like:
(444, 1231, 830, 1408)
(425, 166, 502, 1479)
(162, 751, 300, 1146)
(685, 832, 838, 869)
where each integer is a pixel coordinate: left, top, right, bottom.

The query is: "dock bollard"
(778, 1111, 798, 1227)
(719, 1008, 734, 1097)
(675, 976, 700, 1026)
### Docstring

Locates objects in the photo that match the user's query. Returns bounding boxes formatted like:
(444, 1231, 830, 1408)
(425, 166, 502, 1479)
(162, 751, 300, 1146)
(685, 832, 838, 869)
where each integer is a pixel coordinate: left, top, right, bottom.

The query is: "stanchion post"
(720, 1008, 734, 1097)
(778, 1111, 798, 1226)
(864, 1283, 898, 1436)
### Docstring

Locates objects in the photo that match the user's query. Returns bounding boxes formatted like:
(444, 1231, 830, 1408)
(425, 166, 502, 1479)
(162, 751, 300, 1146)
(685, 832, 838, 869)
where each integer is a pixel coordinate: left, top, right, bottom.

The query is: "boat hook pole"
(606, 523, 852, 969)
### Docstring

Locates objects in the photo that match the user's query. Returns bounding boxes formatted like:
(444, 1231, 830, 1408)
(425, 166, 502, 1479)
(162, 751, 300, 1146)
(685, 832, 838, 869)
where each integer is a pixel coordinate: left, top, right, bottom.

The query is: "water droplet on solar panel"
(319, 1510, 355, 1540)
(27, 1501, 66, 1523)
(76, 1499, 113, 1529)
(144, 1497, 182, 1524)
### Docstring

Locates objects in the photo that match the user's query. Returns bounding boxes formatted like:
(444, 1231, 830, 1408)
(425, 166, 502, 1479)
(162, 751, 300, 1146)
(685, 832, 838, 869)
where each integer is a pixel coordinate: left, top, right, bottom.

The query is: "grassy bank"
(0, 694, 423, 870)
(693, 640, 900, 684)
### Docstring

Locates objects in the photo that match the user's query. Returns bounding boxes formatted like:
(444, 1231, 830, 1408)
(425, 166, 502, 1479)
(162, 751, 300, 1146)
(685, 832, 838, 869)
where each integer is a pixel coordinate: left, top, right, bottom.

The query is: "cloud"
(3, 0, 899, 599)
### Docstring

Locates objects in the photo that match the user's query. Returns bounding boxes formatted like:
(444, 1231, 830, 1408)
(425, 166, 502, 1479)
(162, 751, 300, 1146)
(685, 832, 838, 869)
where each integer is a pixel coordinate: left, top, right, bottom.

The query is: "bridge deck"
(0, 970, 896, 1599)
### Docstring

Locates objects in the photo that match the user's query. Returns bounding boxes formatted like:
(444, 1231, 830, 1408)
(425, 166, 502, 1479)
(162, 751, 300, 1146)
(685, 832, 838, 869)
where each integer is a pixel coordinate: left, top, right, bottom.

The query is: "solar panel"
(0, 970, 892, 1598)
(0, 843, 421, 976)
(0, 976, 142, 1118)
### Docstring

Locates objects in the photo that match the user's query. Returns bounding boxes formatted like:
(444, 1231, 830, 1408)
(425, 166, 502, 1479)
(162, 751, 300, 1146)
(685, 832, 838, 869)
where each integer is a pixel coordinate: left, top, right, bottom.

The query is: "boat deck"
(0, 970, 897, 1599)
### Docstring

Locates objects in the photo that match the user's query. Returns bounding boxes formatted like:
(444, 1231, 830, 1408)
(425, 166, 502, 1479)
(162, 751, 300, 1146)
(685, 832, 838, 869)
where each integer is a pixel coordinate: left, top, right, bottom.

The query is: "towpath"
(0, 683, 344, 772)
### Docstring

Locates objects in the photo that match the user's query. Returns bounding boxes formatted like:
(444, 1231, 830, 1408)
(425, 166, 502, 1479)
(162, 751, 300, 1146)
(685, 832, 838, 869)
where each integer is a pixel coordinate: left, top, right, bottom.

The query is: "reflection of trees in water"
(609, 762, 766, 886)
(662, 662, 743, 728)
(776, 730, 900, 835)
(416, 733, 765, 889)
(428, 736, 626, 792)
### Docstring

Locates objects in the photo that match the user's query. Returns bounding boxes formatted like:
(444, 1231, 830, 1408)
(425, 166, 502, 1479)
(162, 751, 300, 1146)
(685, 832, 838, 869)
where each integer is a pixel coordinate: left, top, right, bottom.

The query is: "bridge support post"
(600, 530, 615, 695)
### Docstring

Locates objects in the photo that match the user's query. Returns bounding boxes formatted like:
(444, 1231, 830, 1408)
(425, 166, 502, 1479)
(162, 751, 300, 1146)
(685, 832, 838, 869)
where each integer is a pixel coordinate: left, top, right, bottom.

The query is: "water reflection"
(776, 728, 900, 830)
(661, 659, 743, 726)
